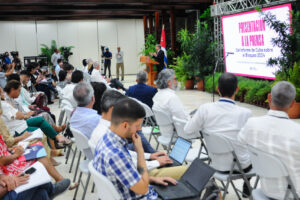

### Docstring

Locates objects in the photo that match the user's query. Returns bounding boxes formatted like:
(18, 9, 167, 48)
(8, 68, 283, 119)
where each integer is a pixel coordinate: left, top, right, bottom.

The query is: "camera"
(10, 51, 19, 58)
(61, 47, 73, 62)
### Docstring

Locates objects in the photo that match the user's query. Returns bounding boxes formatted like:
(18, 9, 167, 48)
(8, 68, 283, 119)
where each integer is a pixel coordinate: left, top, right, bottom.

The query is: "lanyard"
(219, 99, 235, 104)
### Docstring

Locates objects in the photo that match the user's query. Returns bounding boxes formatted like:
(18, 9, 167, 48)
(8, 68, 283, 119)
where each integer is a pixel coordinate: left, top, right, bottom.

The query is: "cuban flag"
(160, 26, 168, 69)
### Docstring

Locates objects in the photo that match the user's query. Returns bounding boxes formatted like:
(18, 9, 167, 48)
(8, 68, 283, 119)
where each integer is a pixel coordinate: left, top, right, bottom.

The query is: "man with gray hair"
(238, 81, 300, 199)
(152, 69, 195, 141)
(70, 82, 102, 139)
(126, 70, 157, 108)
(90, 61, 110, 86)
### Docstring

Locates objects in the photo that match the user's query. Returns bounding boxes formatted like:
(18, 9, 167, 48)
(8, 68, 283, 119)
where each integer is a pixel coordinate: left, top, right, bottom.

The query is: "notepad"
(22, 128, 44, 142)
(19, 141, 47, 161)
(14, 161, 51, 194)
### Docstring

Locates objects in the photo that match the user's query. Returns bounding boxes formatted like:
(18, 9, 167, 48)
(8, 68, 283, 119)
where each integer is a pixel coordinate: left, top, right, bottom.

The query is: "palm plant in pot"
(191, 20, 215, 91)
(176, 29, 195, 89)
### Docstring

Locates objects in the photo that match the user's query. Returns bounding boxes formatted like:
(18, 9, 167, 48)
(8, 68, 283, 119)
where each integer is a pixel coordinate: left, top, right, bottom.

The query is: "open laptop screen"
(169, 137, 191, 164)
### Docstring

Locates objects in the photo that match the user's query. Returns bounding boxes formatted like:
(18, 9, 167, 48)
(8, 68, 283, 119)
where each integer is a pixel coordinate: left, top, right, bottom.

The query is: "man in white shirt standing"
(184, 72, 252, 196)
(152, 69, 197, 142)
(90, 61, 110, 86)
(90, 90, 187, 179)
(51, 49, 61, 67)
(238, 81, 300, 200)
(116, 46, 124, 81)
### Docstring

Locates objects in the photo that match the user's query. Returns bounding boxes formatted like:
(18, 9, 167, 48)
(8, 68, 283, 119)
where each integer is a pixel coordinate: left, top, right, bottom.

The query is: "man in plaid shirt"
(93, 97, 177, 199)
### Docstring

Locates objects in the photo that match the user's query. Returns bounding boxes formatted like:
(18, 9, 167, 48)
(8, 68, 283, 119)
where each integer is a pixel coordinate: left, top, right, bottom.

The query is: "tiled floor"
(50, 75, 300, 200)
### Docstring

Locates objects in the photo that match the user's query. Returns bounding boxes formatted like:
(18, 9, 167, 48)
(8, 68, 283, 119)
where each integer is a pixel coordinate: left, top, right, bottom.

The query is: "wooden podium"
(140, 56, 159, 87)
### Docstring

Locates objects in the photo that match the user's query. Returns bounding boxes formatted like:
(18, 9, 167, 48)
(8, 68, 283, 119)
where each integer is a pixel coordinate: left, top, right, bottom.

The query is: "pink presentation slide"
(222, 4, 291, 79)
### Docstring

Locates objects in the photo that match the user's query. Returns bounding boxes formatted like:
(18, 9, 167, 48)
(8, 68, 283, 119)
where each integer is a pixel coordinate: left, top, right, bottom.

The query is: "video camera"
(61, 47, 73, 62)
(10, 51, 19, 59)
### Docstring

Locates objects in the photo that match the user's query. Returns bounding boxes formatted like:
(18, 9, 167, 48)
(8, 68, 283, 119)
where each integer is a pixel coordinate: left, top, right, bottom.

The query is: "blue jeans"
(3, 182, 54, 200)
(128, 131, 156, 153)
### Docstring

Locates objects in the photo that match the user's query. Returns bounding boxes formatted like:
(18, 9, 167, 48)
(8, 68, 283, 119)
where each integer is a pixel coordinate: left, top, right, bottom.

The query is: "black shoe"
(121, 78, 124, 81)
(242, 182, 251, 198)
(50, 179, 71, 199)
(48, 101, 54, 105)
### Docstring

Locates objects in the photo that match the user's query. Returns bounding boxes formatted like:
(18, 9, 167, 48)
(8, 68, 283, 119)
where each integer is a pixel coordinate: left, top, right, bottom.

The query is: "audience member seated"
(90, 61, 110, 86)
(4, 80, 66, 134)
(63, 63, 74, 83)
(93, 98, 177, 199)
(57, 70, 67, 89)
(0, 91, 70, 147)
(87, 58, 94, 75)
(90, 91, 187, 179)
(27, 62, 54, 105)
(70, 82, 104, 139)
(126, 70, 157, 108)
(238, 81, 300, 200)
(55, 59, 63, 80)
(1, 174, 70, 200)
(0, 135, 77, 190)
(184, 72, 252, 195)
(61, 70, 83, 108)
(90, 82, 107, 115)
(0, 62, 15, 88)
(153, 69, 196, 140)
(82, 59, 88, 73)
(93, 90, 156, 153)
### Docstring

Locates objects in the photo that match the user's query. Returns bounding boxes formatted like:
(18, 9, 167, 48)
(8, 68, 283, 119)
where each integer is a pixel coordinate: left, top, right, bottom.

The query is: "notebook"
(14, 161, 51, 194)
(22, 128, 44, 142)
(18, 141, 47, 161)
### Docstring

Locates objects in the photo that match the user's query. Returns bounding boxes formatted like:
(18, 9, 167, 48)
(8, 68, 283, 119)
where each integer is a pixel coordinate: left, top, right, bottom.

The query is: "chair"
(130, 98, 160, 145)
(152, 107, 177, 153)
(248, 145, 299, 200)
(88, 140, 96, 155)
(88, 162, 121, 200)
(172, 116, 209, 162)
(203, 133, 256, 200)
(70, 128, 94, 200)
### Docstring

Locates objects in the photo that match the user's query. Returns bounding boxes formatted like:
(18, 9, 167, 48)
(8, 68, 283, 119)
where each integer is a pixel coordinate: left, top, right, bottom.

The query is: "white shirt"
(152, 88, 188, 140)
(55, 64, 61, 78)
(116, 51, 124, 64)
(83, 65, 88, 73)
(61, 83, 77, 108)
(238, 110, 300, 200)
(1, 101, 28, 135)
(89, 118, 160, 171)
(184, 98, 252, 171)
(90, 69, 108, 85)
(51, 53, 61, 66)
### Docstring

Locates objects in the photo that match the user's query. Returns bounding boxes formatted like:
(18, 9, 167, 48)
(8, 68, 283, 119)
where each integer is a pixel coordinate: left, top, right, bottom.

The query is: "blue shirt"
(70, 107, 101, 139)
(126, 83, 157, 108)
(103, 52, 112, 64)
(5, 57, 11, 64)
(93, 130, 158, 200)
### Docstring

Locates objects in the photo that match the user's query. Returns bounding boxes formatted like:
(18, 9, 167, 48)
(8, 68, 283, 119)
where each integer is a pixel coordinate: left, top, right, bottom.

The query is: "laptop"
(154, 158, 215, 200)
(165, 137, 192, 167)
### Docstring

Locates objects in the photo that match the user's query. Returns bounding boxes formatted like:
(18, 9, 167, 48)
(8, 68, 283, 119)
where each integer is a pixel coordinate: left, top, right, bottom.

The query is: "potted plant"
(191, 15, 215, 91)
(177, 29, 195, 89)
(263, 8, 300, 117)
(40, 40, 74, 66)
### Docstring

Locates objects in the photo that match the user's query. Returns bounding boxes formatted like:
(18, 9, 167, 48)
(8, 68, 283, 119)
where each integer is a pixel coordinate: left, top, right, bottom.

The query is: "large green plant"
(140, 34, 157, 57)
(39, 40, 74, 65)
(191, 20, 215, 80)
(263, 9, 300, 78)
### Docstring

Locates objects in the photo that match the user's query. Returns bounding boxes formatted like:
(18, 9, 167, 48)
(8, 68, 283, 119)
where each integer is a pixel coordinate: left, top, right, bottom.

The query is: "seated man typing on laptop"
(90, 90, 187, 180)
(93, 97, 177, 200)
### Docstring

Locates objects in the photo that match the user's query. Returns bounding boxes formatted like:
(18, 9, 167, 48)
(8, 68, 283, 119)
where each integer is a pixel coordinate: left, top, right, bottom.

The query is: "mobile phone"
(24, 167, 36, 175)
